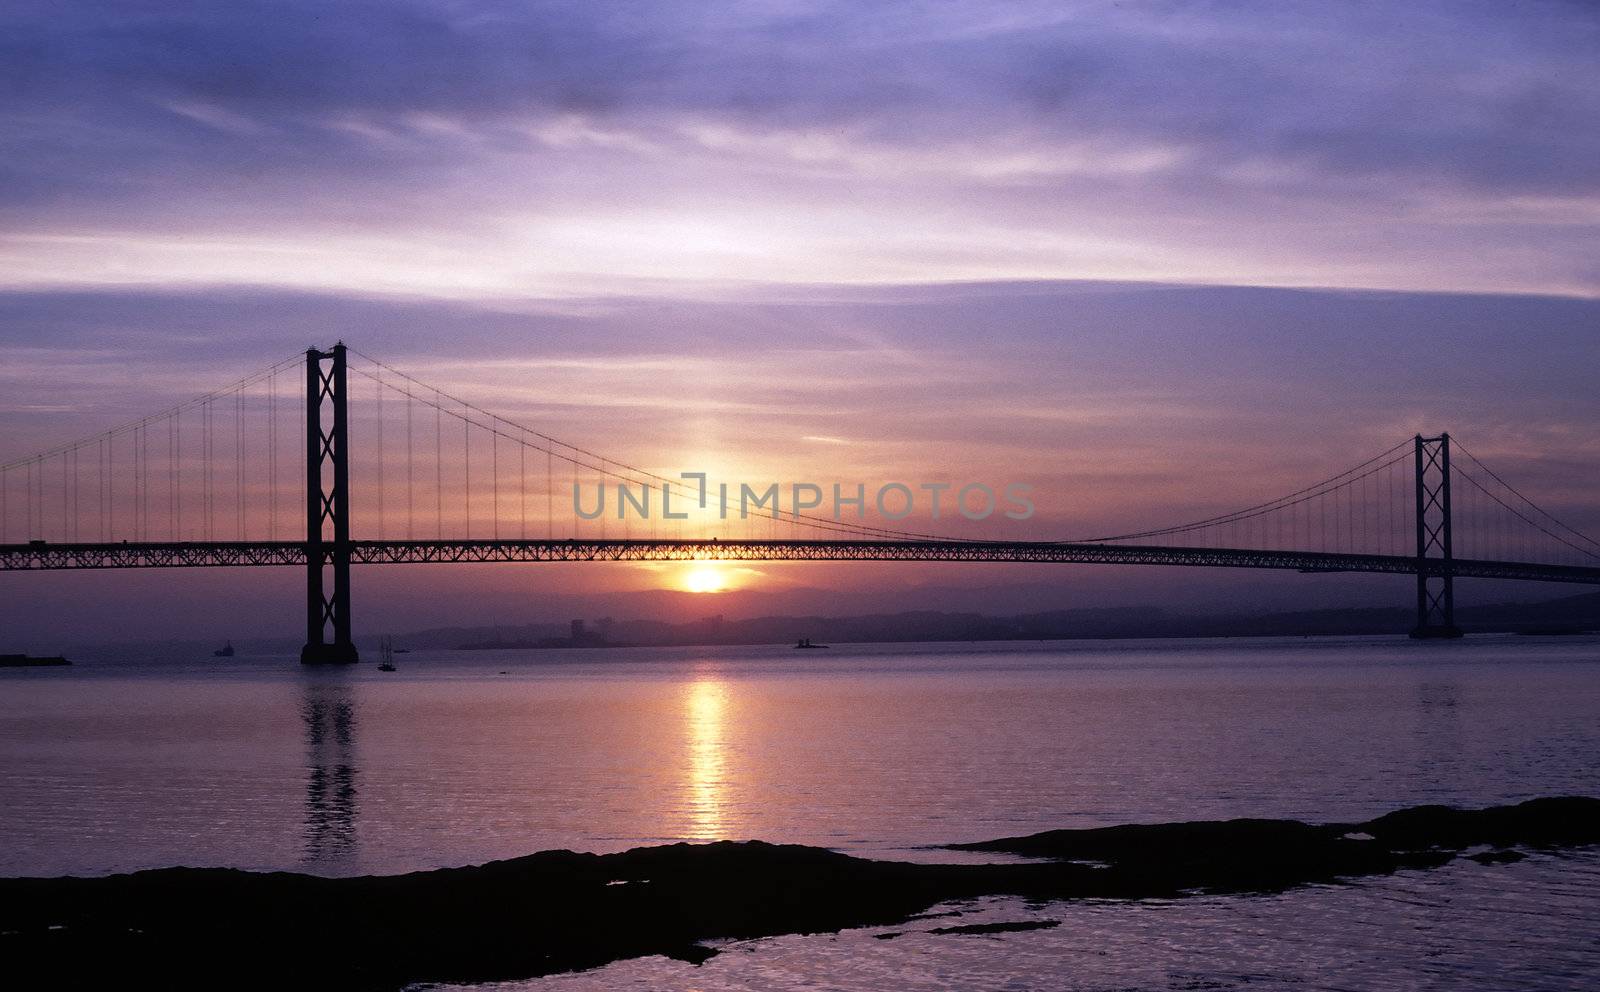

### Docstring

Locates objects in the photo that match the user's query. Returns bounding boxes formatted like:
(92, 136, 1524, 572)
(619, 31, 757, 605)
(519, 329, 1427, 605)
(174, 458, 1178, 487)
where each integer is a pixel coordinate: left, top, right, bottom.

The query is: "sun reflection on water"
(683, 676, 730, 841)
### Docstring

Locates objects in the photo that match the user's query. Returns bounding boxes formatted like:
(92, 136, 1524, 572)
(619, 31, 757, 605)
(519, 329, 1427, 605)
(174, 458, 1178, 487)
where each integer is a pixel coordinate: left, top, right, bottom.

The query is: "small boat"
(793, 638, 830, 649)
(377, 635, 397, 672)
(213, 641, 235, 658)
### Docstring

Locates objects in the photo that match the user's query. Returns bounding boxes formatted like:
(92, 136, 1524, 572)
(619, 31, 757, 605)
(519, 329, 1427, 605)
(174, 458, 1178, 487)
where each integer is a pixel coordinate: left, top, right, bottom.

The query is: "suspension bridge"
(3, 344, 1598, 662)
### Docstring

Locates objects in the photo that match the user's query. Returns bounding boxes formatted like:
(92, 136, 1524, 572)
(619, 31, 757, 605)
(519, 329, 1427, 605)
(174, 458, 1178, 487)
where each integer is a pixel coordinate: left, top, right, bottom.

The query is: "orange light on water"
(683, 677, 729, 840)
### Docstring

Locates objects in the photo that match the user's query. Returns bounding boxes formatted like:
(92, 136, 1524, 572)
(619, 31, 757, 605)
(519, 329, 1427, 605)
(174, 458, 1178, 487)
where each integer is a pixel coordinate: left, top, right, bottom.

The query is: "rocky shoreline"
(3, 797, 1596, 990)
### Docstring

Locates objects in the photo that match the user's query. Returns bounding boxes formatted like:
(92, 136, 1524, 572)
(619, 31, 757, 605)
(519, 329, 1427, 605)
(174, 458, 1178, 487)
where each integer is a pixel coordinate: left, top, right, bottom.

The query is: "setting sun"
(682, 563, 730, 594)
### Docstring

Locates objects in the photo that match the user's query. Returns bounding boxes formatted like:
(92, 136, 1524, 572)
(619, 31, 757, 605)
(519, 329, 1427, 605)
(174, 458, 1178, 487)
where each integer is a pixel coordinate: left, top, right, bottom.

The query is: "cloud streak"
(0, 1, 1596, 295)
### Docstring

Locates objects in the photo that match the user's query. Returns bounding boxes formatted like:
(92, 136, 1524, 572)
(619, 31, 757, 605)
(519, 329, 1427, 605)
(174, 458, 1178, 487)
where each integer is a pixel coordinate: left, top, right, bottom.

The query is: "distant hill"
(62, 590, 1600, 660)
(400, 590, 1600, 651)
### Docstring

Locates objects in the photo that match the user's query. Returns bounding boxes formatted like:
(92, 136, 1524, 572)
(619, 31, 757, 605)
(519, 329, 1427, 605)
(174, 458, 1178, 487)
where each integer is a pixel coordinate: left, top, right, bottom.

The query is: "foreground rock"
(2, 797, 1596, 990)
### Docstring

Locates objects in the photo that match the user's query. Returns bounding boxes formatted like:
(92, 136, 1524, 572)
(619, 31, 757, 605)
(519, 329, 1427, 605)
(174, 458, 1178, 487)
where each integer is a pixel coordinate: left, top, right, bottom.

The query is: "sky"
(2, 1, 1598, 646)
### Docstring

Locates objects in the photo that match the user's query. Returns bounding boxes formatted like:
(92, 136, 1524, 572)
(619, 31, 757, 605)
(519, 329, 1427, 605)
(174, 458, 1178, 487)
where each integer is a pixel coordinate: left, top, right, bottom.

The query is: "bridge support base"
(300, 642, 360, 664)
(1409, 624, 1463, 640)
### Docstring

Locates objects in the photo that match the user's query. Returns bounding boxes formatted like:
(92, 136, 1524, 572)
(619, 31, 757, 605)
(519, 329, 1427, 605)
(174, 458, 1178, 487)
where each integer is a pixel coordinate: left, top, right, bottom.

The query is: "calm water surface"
(3, 634, 1598, 988)
(470, 852, 1600, 992)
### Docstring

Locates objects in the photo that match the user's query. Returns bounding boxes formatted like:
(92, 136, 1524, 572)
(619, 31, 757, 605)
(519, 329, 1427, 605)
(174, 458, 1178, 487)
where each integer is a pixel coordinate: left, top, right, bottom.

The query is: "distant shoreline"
(447, 625, 1597, 652)
(26, 588, 1600, 660)
(397, 588, 1600, 654)
(0, 654, 69, 668)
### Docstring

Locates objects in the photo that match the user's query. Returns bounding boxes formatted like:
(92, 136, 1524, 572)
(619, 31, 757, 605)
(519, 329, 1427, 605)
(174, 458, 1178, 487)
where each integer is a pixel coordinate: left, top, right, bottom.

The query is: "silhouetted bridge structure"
(5, 345, 1599, 661)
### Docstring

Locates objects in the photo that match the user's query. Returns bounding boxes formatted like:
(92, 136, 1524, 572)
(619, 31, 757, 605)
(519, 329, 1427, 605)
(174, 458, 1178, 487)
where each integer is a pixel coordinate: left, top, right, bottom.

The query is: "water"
(4, 634, 1600, 988)
(470, 853, 1600, 991)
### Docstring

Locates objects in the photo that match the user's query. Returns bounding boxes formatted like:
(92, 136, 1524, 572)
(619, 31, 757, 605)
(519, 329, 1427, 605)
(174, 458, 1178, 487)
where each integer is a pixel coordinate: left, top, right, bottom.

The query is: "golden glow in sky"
(682, 563, 731, 594)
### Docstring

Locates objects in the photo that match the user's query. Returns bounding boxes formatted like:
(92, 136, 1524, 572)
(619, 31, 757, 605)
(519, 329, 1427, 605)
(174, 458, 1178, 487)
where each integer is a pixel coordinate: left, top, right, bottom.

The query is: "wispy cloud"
(0, 1, 1595, 295)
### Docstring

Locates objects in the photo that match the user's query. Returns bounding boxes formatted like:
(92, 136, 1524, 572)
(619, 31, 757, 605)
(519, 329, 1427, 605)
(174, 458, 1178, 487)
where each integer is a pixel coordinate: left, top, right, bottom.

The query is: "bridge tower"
(302, 344, 359, 664)
(1411, 433, 1462, 639)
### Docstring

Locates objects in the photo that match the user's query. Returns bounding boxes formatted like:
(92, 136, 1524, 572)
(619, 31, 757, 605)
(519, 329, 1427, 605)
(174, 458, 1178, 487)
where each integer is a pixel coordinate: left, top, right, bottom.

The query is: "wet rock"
(1467, 849, 1528, 865)
(927, 920, 1061, 936)
(1, 797, 1595, 991)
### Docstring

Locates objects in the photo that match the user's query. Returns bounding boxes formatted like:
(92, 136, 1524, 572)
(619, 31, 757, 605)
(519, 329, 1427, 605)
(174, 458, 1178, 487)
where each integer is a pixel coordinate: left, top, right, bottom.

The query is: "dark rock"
(1, 798, 1595, 990)
(1467, 849, 1528, 865)
(927, 920, 1061, 936)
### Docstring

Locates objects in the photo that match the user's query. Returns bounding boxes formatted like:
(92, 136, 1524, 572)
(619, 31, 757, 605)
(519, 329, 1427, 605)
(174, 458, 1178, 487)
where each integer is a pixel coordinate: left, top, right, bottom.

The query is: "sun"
(682, 563, 730, 594)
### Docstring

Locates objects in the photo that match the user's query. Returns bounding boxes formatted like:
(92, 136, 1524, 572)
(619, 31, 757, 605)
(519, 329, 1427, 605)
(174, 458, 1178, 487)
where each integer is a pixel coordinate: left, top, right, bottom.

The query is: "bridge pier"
(302, 344, 359, 664)
(1410, 433, 1462, 639)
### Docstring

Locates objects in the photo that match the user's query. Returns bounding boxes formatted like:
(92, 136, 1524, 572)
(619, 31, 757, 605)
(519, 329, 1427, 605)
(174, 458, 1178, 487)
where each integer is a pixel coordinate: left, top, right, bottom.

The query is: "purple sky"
(2, 2, 1598, 646)
(4, 1, 1598, 295)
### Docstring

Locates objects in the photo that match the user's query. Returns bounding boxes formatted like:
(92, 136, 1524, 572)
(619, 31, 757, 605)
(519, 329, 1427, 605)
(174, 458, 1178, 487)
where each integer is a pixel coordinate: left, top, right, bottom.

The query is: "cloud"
(5, 2, 1595, 182)
(4, 280, 1598, 508)
(0, 2, 1596, 295)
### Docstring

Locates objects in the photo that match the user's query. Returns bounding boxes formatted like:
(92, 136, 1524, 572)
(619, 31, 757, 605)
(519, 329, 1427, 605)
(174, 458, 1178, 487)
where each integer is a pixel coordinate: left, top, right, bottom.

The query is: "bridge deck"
(4, 539, 1599, 585)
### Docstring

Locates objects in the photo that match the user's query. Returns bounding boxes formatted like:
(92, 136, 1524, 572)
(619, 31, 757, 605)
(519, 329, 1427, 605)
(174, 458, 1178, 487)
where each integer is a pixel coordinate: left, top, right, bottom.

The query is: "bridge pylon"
(301, 344, 359, 664)
(1410, 433, 1462, 639)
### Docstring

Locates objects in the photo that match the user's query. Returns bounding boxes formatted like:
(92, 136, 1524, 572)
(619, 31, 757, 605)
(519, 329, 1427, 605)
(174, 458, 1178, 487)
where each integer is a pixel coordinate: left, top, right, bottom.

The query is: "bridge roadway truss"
(5, 538, 1600, 586)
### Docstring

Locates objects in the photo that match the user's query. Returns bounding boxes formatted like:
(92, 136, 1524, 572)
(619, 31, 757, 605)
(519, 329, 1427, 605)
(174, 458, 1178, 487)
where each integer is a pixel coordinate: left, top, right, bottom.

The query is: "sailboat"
(377, 635, 397, 672)
(213, 640, 235, 658)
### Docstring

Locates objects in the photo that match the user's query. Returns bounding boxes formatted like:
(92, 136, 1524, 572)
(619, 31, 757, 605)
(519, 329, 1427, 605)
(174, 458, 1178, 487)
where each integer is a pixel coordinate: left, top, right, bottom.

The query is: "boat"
(377, 635, 397, 672)
(793, 638, 830, 649)
(213, 641, 235, 658)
